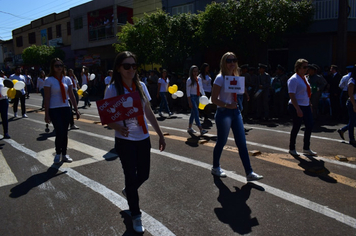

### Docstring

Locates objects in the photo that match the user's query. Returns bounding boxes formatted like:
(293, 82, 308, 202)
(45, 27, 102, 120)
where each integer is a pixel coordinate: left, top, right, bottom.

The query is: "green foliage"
(115, 0, 314, 70)
(22, 45, 65, 68)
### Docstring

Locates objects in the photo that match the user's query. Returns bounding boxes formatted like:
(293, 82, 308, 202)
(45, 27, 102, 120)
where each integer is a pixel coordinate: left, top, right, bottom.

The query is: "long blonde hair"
(219, 52, 239, 76)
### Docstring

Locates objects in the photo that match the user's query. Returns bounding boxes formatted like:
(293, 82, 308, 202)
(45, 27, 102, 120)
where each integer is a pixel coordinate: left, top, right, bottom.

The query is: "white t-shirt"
(339, 73, 351, 91)
(0, 77, 8, 100)
(44, 76, 72, 108)
(213, 74, 235, 107)
(348, 77, 356, 100)
(37, 77, 46, 90)
(158, 78, 169, 92)
(288, 73, 310, 106)
(186, 77, 205, 97)
(200, 74, 212, 93)
(25, 75, 32, 85)
(104, 76, 111, 85)
(69, 76, 78, 90)
(10, 74, 26, 95)
(104, 81, 151, 141)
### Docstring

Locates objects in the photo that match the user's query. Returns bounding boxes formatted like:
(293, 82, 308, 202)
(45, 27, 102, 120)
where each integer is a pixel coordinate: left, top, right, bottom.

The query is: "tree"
(22, 45, 65, 68)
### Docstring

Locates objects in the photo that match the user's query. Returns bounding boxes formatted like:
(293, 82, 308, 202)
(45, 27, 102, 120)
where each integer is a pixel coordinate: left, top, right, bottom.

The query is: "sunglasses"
(121, 63, 138, 70)
(226, 58, 237, 64)
(54, 64, 64, 68)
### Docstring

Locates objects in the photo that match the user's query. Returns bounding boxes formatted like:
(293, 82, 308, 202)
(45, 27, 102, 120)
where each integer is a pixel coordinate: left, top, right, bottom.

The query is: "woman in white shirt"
(199, 63, 212, 123)
(37, 70, 46, 109)
(186, 65, 208, 135)
(157, 69, 172, 117)
(104, 51, 165, 234)
(44, 58, 80, 164)
(0, 77, 10, 138)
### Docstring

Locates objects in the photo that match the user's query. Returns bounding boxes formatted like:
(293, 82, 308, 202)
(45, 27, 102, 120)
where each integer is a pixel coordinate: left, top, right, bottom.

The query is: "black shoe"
(3, 134, 10, 139)
(337, 129, 345, 140)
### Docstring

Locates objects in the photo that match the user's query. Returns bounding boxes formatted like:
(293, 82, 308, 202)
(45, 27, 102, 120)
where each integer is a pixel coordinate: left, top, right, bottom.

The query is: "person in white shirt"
(199, 63, 212, 123)
(10, 66, 28, 118)
(0, 77, 10, 138)
(104, 70, 113, 88)
(338, 66, 353, 122)
(157, 69, 172, 117)
(186, 65, 208, 135)
(81, 66, 91, 108)
(67, 68, 80, 130)
(104, 51, 165, 234)
(24, 69, 34, 98)
(36, 70, 46, 109)
(44, 58, 80, 164)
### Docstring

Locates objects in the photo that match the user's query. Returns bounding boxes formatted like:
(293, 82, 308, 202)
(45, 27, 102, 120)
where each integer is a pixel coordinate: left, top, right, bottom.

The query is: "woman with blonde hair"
(211, 52, 263, 181)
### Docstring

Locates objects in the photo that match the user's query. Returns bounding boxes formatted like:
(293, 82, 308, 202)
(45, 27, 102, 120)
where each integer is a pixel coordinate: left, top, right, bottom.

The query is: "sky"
(0, 0, 92, 41)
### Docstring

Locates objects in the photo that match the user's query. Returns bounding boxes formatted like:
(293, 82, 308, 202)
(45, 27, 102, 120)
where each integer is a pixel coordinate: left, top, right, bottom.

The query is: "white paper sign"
(224, 76, 245, 94)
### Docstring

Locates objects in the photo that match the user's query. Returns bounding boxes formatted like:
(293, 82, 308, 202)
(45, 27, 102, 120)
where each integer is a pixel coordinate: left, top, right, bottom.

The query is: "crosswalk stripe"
(0, 150, 18, 187)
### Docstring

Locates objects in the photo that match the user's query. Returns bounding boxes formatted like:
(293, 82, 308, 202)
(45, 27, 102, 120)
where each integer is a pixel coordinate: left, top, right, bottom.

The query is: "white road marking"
(0, 150, 18, 187)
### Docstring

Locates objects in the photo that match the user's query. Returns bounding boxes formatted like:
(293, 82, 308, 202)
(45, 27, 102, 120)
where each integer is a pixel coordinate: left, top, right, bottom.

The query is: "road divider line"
(0, 150, 18, 187)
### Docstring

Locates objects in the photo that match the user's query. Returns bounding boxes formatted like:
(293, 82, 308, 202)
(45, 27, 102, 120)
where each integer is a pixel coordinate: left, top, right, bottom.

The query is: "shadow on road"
(293, 155, 337, 183)
(213, 176, 264, 234)
(9, 165, 66, 198)
(119, 210, 144, 235)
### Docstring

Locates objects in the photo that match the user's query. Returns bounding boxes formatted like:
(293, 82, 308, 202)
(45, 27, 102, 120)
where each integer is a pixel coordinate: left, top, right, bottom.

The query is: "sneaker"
(62, 155, 73, 163)
(303, 149, 317, 156)
(211, 167, 227, 177)
(169, 112, 173, 117)
(289, 150, 300, 156)
(70, 125, 79, 130)
(3, 133, 10, 139)
(187, 128, 197, 134)
(158, 112, 163, 117)
(200, 129, 208, 135)
(22, 114, 28, 118)
(54, 154, 61, 164)
(247, 172, 263, 181)
(132, 216, 145, 233)
(14, 112, 17, 117)
(337, 129, 345, 140)
(122, 188, 127, 198)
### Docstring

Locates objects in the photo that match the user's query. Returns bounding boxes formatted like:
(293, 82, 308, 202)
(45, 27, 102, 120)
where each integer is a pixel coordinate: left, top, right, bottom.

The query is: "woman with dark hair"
(211, 52, 263, 181)
(337, 65, 356, 145)
(199, 63, 213, 123)
(287, 59, 317, 156)
(44, 58, 80, 164)
(104, 51, 166, 234)
(157, 69, 172, 117)
(186, 65, 208, 135)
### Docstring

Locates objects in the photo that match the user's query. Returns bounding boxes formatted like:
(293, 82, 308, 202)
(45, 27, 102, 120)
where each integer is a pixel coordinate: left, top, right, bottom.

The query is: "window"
(56, 24, 62, 37)
(16, 36, 23, 47)
(172, 3, 194, 15)
(28, 32, 36, 44)
(47, 27, 53, 40)
(118, 12, 127, 24)
(74, 17, 83, 30)
(67, 22, 71, 35)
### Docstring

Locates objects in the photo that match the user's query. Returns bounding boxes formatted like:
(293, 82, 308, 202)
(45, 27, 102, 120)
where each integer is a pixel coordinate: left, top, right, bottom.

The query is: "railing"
(313, 0, 356, 20)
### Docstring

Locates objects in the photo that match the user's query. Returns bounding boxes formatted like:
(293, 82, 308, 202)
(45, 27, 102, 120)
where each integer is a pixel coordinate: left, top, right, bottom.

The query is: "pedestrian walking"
(104, 51, 166, 234)
(36, 70, 46, 109)
(157, 69, 172, 117)
(44, 58, 80, 164)
(67, 68, 80, 130)
(81, 66, 91, 108)
(337, 65, 356, 145)
(0, 76, 10, 139)
(288, 59, 317, 156)
(211, 52, 263, 181)
(24, 69, 34, 98)
(10, 66, 28, 118)
(186, 65, 208, 135)
(199, 63, 213, 123)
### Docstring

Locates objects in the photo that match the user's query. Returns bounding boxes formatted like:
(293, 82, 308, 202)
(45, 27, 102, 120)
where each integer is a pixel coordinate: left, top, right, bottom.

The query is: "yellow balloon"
(172, 84, 178, 93)
(12, 79, 18, 85)
(168, 86, 175, 94)
(198, 103, 206, 110)
(77, 89, 83, 95)
(7, 88, 16, 99)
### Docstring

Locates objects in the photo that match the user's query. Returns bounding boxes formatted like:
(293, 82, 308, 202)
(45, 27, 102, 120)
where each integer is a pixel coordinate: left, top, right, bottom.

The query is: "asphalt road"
(1, 93, 355, 236)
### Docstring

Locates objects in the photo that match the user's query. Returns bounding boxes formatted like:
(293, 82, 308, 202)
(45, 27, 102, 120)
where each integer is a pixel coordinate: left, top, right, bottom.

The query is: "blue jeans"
(49, 107, 71, 155)
(340, 100, 356, 141)
(189, 95, 201, 127)
(288, 104, 313, 150)
(115, 137, 151, 217)
(237, 94, 243, 112)
(159, 92, 170, 113)
(213, 107, 253, 175)
(0, 99, 9, 135)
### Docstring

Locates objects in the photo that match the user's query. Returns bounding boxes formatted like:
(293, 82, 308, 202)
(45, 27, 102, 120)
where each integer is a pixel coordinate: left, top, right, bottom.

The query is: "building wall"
(134, 0, 162, 17)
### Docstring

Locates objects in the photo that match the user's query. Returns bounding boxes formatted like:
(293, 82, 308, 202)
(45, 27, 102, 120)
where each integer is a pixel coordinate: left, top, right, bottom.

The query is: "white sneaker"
(200, 129, 208, 135)
(22, 114, 28, 118)
(62, 155, 73, 163)
(122, 188, 127, 198)
(70, 125, 79, 129)
(211, 167, 227, 177)
(53, 154, 61, 164)
(247, 172, 263, 181)
(158, 112, 164, 117)
(303, 149, 317, 156)
(289, 150, 300, 156)
(187, 128, 197, 134)
(14, 112, 17, 117)
(132, 216, 145, 233)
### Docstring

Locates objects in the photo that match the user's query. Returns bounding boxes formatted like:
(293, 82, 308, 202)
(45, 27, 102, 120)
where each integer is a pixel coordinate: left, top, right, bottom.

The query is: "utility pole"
(337, 0, 348, 73)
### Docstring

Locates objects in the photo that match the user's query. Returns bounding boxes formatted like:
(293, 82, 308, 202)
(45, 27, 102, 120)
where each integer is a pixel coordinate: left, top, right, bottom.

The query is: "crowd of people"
(0, 52, 355, 233)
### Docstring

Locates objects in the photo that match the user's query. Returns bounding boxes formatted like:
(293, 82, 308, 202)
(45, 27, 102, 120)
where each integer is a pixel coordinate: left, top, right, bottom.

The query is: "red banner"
(96, 91, 143, 125)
